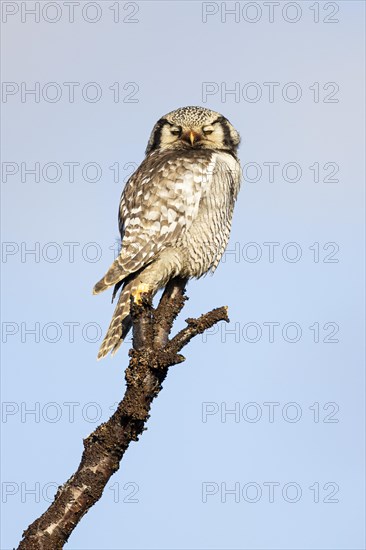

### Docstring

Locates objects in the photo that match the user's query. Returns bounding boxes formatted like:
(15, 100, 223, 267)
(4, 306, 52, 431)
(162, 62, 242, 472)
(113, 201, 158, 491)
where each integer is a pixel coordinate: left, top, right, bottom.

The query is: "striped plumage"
(94, 106, 241, 359)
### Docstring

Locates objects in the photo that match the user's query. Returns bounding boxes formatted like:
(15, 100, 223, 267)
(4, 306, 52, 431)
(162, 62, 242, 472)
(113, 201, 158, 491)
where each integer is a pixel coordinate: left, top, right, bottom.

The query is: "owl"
(93, 106, 241, 359)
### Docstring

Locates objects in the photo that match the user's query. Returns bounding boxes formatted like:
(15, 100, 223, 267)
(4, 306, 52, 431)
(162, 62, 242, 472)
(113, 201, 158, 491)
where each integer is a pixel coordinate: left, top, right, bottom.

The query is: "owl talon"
(132, 284, 152, 305)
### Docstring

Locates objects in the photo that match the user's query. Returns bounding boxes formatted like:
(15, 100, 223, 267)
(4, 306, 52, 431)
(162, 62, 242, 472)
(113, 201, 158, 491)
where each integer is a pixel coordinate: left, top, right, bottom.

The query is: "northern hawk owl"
(94, 106, 241, 359)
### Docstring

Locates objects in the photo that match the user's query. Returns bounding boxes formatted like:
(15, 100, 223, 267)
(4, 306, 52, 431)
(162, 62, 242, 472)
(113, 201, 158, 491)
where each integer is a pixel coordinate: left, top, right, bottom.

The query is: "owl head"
(145, 106, 241, 155)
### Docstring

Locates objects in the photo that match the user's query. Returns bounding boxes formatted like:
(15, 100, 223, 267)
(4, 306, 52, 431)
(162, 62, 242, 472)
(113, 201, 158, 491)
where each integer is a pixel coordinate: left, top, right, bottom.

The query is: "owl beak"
(182, 130, 201, 146)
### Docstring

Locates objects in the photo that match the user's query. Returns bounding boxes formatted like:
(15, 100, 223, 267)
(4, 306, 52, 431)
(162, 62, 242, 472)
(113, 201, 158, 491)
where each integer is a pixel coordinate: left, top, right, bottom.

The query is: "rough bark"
(17, 278, 229, 549)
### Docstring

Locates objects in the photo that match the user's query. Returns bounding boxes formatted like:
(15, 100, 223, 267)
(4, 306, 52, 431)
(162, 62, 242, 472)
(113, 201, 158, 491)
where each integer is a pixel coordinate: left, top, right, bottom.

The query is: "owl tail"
(93, 257, 125, 295)
(97, 279, 138, 360)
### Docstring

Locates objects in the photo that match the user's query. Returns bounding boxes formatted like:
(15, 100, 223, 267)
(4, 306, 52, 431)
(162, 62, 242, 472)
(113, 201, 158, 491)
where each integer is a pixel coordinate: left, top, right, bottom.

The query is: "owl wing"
(93, 150, 215, 293)
(118, 150, 217, 272)
(207, 151, 242, 273)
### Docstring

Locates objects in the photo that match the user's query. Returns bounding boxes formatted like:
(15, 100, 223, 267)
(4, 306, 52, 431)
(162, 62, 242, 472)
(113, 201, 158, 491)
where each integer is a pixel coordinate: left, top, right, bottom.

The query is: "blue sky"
(1, 1, 365, 549)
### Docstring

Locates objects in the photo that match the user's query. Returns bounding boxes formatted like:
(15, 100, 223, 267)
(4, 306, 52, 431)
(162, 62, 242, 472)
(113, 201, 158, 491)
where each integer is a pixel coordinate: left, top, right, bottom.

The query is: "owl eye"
(170, 127, 181, 136)
(202, 127, 214, 135)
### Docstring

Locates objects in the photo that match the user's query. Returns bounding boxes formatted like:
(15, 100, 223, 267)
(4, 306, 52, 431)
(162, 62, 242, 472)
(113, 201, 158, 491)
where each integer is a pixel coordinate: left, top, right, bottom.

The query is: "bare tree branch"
(17, 279, 229, 550)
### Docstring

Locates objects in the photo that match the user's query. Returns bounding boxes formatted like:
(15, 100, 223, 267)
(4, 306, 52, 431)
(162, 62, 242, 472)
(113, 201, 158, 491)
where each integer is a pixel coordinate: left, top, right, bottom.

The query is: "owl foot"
(132, 283, 152, 305)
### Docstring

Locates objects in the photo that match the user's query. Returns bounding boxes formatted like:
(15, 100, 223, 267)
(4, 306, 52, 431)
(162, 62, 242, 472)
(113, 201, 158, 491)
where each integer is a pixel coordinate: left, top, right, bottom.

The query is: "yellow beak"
(182, 130, 201, 146)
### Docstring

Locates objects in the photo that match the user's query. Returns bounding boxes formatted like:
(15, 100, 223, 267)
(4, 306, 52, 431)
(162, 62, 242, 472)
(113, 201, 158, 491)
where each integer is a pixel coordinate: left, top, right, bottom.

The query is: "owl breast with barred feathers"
(93, 106, 241, 359)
